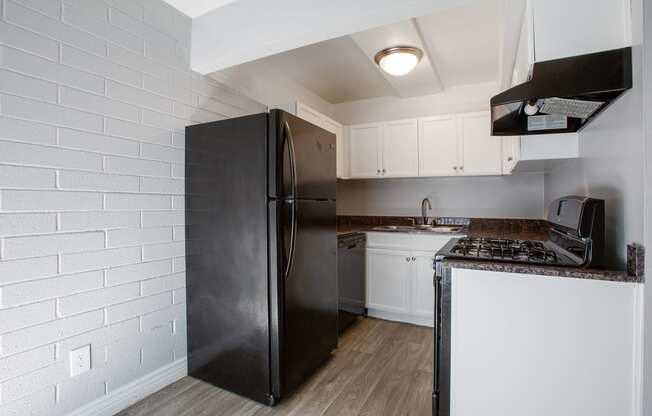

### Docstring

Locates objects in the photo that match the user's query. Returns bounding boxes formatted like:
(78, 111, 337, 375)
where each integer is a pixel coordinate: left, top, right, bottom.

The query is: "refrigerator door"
(269, 110, 337, 200)
(268, 199, 338, 399)
(185, 114, 273, 405)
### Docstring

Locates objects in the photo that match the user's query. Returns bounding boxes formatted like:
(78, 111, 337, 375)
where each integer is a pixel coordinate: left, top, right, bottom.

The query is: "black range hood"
(491, 47, 632, 136)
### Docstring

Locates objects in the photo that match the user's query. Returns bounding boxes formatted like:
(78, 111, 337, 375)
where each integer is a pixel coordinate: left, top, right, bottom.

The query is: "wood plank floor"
(117, 318, 434, 416)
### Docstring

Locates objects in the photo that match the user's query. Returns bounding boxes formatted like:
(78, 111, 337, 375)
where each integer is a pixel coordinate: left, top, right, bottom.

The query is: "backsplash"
(336, 174, 545, 219)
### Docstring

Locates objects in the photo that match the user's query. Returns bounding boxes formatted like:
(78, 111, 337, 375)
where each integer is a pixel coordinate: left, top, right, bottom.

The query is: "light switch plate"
(70, 345, 91, 377)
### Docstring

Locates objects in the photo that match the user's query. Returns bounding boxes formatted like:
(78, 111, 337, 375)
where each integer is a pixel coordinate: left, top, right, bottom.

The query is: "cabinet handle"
(377, 169, 381, 174)
(411, 256, 416, 261)
(453, 166, 458, 171)
(382, 169, 386, 174)
(507, 157, 513, 162)
(460, 166, 464, 171)
(406, 257, 410, 262)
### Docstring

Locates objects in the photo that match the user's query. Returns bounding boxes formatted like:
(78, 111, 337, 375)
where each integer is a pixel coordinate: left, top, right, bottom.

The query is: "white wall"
(332, 81, 499, 125)
(543, 12, 644, 269)
(337, 173, 544, 218)
(0, 0, 264, 414)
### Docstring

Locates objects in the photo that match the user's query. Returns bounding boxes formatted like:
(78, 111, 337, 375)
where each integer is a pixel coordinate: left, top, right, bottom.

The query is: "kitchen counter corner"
(441, 259, 642, 283)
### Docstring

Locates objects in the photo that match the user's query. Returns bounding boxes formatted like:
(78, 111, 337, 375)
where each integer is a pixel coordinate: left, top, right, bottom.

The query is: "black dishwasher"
(337, 233, 366, 333)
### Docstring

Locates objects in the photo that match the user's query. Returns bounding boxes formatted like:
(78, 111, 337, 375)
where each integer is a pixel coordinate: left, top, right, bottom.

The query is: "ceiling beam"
(191, 0, 471, 74)
(497, 0, 526, 90)
(412, 18, 444, 91)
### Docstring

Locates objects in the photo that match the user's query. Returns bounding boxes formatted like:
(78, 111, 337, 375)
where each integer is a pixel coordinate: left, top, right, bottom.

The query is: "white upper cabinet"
(502, 137, 521, 174)
(510, 0, 630, 88)
(347, 111, 502, 179)
(381, 119, 419, 178)
(348, 123, 382, 178)
(459, 112, 503, 176)
(511, 0, 630, 85)
(419, 116, 459, 177)
(289, 102, 349, 179)
(321, 118, 345, 178)
(530, 0, 630, 63)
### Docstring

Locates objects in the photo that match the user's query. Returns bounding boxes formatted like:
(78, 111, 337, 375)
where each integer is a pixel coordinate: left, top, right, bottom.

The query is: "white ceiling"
(216, 0, 507, 104)
(161, 0, 239, 18)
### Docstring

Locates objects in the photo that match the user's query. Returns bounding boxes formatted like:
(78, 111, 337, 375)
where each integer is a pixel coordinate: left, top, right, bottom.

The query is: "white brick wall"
(0, 0, 266, 413)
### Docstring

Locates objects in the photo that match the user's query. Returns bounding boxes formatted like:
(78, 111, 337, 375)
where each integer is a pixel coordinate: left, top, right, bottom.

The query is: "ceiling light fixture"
(374, 46, 423, 76)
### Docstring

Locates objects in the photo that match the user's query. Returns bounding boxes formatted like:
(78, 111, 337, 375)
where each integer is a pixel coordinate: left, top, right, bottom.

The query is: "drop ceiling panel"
(416, 0, 503, 88)
(239, 37, 396, 103)
(351, 19, 443, 98)
(214, 0, 506, 104)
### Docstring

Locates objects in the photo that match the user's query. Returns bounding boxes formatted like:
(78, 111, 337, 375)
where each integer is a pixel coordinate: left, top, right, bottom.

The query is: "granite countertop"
(336, 215, 639, 283)
(336, 216, 549, 240)
(442, 259, 640, 283)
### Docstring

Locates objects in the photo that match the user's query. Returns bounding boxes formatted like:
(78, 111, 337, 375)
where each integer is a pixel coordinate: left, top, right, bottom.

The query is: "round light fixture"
(374, 46, 423, 76)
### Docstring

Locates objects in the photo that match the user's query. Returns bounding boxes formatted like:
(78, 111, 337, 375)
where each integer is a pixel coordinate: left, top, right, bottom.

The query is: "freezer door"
(269, 199, 338, 399)
(269, 110, 336, 200)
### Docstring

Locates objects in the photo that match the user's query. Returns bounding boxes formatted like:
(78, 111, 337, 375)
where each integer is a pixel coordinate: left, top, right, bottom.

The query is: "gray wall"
(0, 0, 265, 414)
(543, 50, 645, 269)
(641, 0, 651, 412)
(337, 173, 544, 218)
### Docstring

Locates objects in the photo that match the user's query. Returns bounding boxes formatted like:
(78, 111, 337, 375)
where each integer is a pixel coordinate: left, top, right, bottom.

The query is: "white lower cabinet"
(412, 251, 436, 318)
(366, 248, 411, 314)
(365, 232, 456, 327)
(449, 268, 641, 416)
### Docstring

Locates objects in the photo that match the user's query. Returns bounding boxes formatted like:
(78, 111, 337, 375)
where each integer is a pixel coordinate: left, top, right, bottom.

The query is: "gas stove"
(435, 196, 606, 271)
(447, 237, 571, 265)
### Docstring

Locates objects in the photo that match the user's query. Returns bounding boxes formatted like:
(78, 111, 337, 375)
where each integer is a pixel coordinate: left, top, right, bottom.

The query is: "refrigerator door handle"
(283, 121, 298, 198)
(283, 200, 298, 279)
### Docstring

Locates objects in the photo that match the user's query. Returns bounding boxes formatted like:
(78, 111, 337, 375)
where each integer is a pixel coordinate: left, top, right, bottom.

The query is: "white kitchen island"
(442, 264, 643, 416)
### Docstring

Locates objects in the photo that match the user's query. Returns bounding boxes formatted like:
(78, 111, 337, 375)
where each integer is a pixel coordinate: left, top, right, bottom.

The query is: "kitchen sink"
(371, 225, 463, 234)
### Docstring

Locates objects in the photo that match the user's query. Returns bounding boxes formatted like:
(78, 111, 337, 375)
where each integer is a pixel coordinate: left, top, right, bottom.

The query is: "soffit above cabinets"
(161, 0, 240, 18)
(213, 0, 507, 104)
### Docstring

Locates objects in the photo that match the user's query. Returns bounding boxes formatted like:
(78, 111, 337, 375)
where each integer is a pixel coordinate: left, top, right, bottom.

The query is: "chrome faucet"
(421, 197, 432, 225)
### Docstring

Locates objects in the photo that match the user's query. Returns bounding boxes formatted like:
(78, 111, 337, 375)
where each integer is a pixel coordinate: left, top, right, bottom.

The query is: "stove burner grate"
(450, 238, 561, 264)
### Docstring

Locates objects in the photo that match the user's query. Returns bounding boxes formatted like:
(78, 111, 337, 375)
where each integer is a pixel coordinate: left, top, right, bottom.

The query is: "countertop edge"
(442, 259, 642, 284)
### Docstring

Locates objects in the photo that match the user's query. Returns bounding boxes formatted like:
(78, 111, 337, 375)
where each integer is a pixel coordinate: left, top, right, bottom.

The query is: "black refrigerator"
(185, 109, 338, 406)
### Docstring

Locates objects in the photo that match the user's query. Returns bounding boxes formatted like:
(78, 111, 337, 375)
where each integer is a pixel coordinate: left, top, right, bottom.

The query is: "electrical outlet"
(70, 345, 91, 377)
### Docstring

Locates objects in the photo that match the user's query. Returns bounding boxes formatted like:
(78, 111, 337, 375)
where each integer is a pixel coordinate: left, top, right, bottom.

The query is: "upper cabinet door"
(321, 118, 346, 179)
(348, 123, 381, 178)
(381, 119, 419, 178)
(459, 112, 503, 176)
(295, 102, 348, 180)
(418, 116, 459, 177)
(530, 0, 630, 62)
(502, 136, 521, 174)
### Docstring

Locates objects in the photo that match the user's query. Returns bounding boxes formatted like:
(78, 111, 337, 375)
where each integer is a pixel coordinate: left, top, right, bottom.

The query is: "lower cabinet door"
(366, 248, 411, 314)
(412, 252, 436, 318)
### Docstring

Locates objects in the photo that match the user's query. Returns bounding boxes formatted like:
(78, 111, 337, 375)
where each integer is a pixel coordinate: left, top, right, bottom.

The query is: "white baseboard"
(67, 358, 188, 416)
(367, 309, 434, 327)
